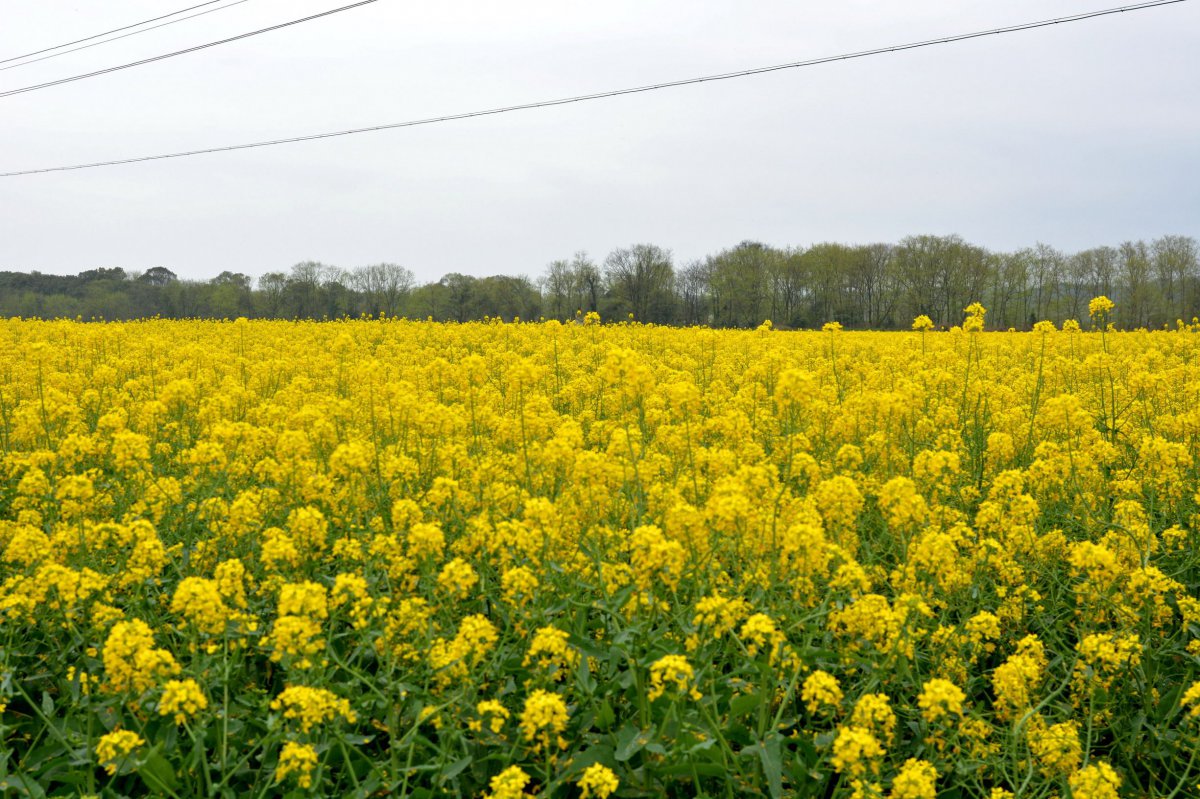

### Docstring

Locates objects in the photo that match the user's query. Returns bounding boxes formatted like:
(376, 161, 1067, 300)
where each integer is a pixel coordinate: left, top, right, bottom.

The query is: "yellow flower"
(1088, 295, 1115, 320)
(407, 521, 446, 560)
(471, 699, 510, 734)
(1026, 717, 1082, 776)
(912, 315, 934, 332)
(171, 577, 235, 636)
(647, 654, 701, 701)
(831, 725, 885, 777)
(159, 678, 208, 725)
(277, 580, 329, 620)
(992, 635, 1046, 721)
(484, 765, 532, 799)
(693, 593, 752, 640)
(428, 614, 499, 687)
(1068, 761, 1121, 799)
(501, 566, 539, 606)
(1181, 680, 1200, 718)
(801, 670, 843, 714)
(917, 679, 965, 725)
(95, 729, 144, 775)
(519, 689, 569, 752)
(629, 524, 686, 591)
(524, 626, 579, 677)
(740, 613, 786, 661)
(437, 557, 479, 599)
(213, 559, 249, 609)
(889, 759, 937, 799)
(270, 685, 357, 732)
(267, 615, 325, 668)
(850, 693, 896, 742)
(102, 619, 180, 694)
(578, 763, 620, 798)
(275, 741, 319, 789)
(329, 572, 374, 628)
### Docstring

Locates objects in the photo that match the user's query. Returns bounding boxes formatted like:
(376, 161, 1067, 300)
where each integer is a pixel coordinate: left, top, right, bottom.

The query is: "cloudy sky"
(1, 0, 1197, 283)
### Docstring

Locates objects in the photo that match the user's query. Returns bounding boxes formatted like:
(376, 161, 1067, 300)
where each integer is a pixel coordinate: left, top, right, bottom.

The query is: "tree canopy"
(2, 234, 1196, 329)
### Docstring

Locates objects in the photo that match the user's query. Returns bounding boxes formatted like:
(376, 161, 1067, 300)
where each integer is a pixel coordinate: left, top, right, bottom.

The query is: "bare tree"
(1118, 241, 1154, 328)
(604, 244, 675, 323)
(540, 259, 574, 320)
(1152, 235, 1199, 323)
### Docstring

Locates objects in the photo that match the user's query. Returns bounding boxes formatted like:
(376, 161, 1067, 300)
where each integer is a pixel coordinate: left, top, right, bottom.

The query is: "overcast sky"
(1, 0, 1197, 283)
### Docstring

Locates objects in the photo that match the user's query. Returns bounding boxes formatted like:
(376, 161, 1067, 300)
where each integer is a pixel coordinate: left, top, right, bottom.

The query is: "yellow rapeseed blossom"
(889, 759, 937, 799)
(577, 763, 620, 799)
(693, 594, 752, 641)
(740, 613, 786, 661)
(802, 670, 844, 714)
(436, 557, 479, 599)
(1026, 717, 1083, 776)
(831, 726, 886, 777)
(1181, 681, 1200, 718)
(102, 619, 180, 694)
(519, 690, 569, 752)
(471, 699, 510, 734)
(171, 577, 236, 636)
(270, 685, 357, 732)
(917, 678, 965, 725)
(4, 313, 1199, 797)
(275, 741, 319, 789)
(524, 626, 579, 677)
(277, 580, 329, 620)
(407, 521, 446, 560)
(1089, 295, 1115, 320)
(484, 766, 532, 799)
(267, 615, 325, 669)
(1068, 761, 1122, 799)
(851, 693, 897, 742)
(429, 614, 499, 686)
(95, 729, 144, 775)
(158, 678, 208, 725)
(647, 654, 702, 701)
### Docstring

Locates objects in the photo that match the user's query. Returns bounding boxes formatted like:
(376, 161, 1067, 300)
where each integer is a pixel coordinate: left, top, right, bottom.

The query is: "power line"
(0, 1, 224, 65)
(0, 0, 380, 100)
(0, 0, 255, 74)
(1, 0, 1187, 178)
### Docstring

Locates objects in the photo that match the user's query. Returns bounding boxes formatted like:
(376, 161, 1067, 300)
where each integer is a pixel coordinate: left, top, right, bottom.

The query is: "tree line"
(2, 234, 1197, 329)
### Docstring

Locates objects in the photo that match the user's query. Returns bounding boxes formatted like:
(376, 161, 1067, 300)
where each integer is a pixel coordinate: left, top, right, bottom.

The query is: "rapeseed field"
(1, 303, 1199, 798)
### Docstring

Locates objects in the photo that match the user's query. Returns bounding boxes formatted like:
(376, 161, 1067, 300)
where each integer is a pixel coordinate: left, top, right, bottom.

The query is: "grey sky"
(1, 0, 1197, 283)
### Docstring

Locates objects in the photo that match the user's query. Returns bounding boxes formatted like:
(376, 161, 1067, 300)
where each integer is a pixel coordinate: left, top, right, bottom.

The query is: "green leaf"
(758, 736, 783, 799)
(596, 698, 616, 731)
(657, 762, 727, 778)
(729, 691, 764, 720)
(0, 775, 47, 799)
(615, 724, 648, 762)
(439, 755, 472, 781)
(562, 745, 615, 778)
(139, 749, 179, 793)
(742, 737, 783, 799)
(576, 656, 597, 695)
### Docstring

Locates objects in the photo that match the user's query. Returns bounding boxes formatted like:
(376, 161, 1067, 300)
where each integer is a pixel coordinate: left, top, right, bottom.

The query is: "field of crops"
(1, 306, 1199, 798)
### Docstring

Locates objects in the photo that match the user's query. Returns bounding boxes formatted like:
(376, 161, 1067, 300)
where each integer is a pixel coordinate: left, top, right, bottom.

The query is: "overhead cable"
(1, 1, 224, 65)
(0, 0, 255, 74)
(0, 0, 1187, 177)
(0, 0, 380, 99)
